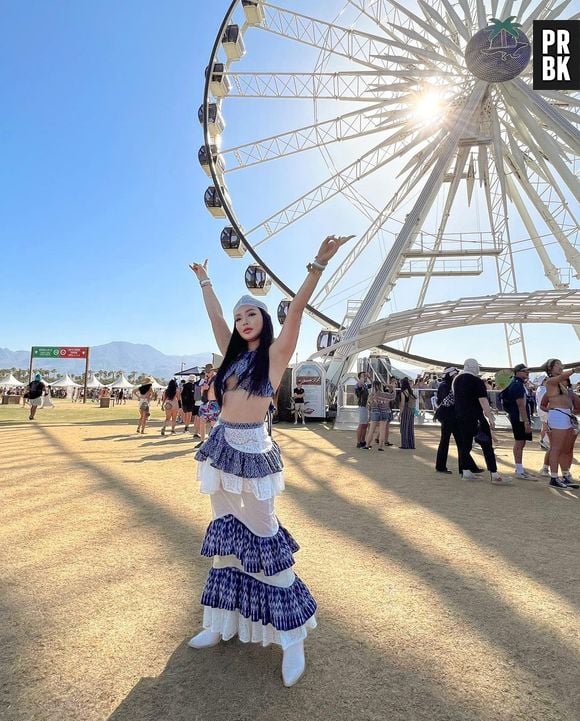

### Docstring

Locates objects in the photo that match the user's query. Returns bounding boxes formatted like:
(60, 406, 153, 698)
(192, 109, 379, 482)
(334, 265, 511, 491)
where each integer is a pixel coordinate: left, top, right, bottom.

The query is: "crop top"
(219, 350, 274, 398)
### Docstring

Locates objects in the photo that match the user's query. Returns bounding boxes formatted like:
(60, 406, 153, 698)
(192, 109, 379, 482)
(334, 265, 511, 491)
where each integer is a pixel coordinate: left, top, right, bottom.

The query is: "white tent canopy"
(50, 374, 81, 388)
(150, 378, 164, 390)
(108, 374, 135, 389)
(0, 374, 24, 387)
(85, 375, 104, 388)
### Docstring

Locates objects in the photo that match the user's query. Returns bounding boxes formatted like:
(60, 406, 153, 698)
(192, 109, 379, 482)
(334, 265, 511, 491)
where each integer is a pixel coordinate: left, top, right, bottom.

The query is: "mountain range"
(0, 342, 212, 380)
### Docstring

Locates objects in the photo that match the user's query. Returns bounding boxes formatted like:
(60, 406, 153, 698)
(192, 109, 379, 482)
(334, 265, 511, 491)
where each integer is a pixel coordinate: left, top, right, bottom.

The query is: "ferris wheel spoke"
(501, 86, 580, 198)
(505, 164, 573, 289)
(516, 0, 535, 21)
(258, 2, 391, 70)
(511, 78, 580, 155)
(557, 107, 580, 126)
(487, 112, 527, 363)
(544, 0, 575, 22)
(403, 144, 473, 353)
(225, 72, 405, 100)
(509, 160, 580, 277)
(312, 128, 447, 306)
(374, 36, 463, 70)
(437, 0, 472, 43)
(244, 135, 401, 245)
(417, 1, 466, 41)
(536, 90, 580, 109)
(499, 0, 516, 20)
(221, 101, 389, 171)
(455, 0, 473, 26)
(245, 121, 441, 246)
(475, 0, 487, 29)
(521, 0, 562, 33)
(346, 0, 390, 36)
(384, 1, 464, 57)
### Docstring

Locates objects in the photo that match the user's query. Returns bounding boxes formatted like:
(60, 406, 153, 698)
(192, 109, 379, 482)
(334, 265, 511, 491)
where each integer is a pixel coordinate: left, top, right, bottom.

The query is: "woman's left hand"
(315, 235, 355, 265)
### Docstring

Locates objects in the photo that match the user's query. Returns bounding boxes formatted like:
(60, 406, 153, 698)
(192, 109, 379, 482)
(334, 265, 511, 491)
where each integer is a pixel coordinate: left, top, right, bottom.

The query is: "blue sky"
(1, 1, 578, 370)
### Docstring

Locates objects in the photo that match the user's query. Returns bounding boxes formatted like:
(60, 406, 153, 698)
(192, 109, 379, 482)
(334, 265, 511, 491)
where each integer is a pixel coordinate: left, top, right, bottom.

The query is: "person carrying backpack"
(25, 374, 45, 421)
(500, 364, 534, 479)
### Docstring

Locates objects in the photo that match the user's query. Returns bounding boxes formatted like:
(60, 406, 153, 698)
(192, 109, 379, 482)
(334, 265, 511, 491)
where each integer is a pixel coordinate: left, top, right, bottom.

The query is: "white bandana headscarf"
(233, 295, 269, 315)
(452, 358, 480, 392)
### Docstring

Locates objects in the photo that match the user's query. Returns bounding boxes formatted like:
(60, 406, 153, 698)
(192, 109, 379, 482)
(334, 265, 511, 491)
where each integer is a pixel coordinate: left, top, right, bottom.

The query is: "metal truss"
(245, 122, 443, 245)
(226, 71, 413, 100)
(259, 2, 391, 69)
(221, 101, 393, 171)
(311, 290, 580, 358)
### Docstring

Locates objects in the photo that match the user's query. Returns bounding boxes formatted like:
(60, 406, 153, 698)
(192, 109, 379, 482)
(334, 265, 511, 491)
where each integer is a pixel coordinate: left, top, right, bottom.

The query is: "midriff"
(219, 388, 272, 424)
(545, 394, 573, 410)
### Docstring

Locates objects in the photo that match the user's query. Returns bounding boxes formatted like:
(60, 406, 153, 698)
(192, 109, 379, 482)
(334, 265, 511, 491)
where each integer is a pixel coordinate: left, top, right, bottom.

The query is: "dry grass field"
(1, 400, 579, 721)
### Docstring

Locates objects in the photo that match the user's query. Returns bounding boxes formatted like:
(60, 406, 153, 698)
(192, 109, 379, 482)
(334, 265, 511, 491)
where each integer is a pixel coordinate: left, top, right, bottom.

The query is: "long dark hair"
(138, 383, 152, 394)
(165, 379, 178, 400)
(543, 358, 561, 376)
(401, 377, 416, 398)
(214, 308, 274, 407)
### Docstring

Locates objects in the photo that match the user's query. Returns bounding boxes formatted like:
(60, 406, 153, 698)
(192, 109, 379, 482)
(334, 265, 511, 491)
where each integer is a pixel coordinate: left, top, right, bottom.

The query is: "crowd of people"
(353, 359, 580, 489)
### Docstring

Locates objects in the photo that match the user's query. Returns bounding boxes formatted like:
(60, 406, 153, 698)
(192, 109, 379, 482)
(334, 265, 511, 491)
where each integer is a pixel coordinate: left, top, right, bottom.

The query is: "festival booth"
(85, 375, 104, 388)
(291, 362, 327, 420)
(108, 374, 135, 389)
(0, 374, 25, 404)
(50, 374, 81, 399)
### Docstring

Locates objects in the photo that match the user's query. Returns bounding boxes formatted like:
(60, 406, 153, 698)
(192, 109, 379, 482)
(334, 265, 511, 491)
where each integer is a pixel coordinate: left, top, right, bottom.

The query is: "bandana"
(233, 295, 269, 315)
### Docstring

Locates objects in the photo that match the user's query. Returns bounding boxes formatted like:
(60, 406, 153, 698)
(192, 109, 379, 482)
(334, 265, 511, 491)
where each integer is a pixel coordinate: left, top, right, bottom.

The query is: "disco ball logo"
(465, 17, 531, 82)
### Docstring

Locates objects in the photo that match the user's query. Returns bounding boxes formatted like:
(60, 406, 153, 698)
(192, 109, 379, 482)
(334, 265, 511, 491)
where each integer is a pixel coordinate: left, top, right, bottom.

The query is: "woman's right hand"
(189, 259, 209, 282)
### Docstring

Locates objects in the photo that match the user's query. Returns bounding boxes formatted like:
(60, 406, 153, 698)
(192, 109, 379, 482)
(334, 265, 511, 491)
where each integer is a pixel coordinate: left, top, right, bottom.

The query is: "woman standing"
(542, 359, 580, 489)
(399, 377, 416, 449)
(364, 381, 395, 450)
(188, 234, 353, 687)
(133, 378, 154, 434)
(161, 379, 181, 436)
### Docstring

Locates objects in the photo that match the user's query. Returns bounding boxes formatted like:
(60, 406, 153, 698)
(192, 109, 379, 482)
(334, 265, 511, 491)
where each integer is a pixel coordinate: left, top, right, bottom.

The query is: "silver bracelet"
(310, 259, 327, 271)
(200, 279, 212, 287)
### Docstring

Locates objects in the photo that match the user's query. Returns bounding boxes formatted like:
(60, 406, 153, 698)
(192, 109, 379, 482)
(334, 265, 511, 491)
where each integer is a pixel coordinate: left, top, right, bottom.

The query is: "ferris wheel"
(199, 0, 580, 371)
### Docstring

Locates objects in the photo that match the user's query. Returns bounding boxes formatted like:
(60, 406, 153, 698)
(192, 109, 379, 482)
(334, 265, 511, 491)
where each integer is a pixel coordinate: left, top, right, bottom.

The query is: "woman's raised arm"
(189, 260, 232, 356)
(269, 235, 354, 372)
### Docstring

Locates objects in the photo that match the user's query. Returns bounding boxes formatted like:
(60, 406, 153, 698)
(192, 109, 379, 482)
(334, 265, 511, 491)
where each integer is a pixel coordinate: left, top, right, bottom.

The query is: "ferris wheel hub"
(465, 18, 531, 82)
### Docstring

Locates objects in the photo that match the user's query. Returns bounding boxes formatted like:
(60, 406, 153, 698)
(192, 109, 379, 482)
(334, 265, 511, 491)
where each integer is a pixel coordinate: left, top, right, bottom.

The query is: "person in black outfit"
(25, 373, 45, 421)
(453, 358, 511, 485)
(181, 374, 196, 433)
(293, 380, 306, 425)
(434, 367, 482, 475)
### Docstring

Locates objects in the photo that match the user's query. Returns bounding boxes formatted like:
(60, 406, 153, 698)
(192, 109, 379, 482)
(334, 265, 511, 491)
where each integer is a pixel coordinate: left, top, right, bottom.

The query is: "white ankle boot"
(282, 640, 305, 687)
(187, 629, 221, 649)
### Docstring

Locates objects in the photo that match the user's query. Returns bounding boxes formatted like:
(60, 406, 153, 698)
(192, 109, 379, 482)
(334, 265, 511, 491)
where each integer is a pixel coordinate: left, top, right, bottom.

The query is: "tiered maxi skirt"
(195, 419, 317, 649)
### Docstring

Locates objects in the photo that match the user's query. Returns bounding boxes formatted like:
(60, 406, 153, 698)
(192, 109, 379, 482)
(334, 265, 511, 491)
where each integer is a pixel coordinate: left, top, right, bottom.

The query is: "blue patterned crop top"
(219, 350, 275, 398)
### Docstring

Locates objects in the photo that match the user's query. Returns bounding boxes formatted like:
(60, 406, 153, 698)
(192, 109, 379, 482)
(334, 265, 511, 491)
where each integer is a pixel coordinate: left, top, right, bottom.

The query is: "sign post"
(30, 347, 90, 403)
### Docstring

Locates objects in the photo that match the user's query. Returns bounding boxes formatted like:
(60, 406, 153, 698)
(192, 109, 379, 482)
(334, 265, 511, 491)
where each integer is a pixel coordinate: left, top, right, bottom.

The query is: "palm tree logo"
(484, 16, 529, 60)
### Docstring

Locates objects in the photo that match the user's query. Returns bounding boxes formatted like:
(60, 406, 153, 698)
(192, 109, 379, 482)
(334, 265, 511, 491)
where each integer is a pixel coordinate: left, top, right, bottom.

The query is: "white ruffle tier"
(197, 458, 285, 500)
(202, 606, 317, 650)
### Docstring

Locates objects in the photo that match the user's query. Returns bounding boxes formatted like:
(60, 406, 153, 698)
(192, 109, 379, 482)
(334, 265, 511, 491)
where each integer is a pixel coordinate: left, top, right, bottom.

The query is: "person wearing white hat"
(188, 234, 354, 687)
(434, 367, 482, 476)
(452, 359, 509, 485)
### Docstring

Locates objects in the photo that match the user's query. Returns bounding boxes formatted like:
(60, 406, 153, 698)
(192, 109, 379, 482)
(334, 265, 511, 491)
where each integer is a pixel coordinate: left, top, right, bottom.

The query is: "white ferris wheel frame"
(200, 0, 580, 371)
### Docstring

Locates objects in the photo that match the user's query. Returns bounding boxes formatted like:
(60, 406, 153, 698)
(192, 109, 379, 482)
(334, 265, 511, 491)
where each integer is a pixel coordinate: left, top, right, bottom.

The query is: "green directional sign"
(32, 347, 61, 358)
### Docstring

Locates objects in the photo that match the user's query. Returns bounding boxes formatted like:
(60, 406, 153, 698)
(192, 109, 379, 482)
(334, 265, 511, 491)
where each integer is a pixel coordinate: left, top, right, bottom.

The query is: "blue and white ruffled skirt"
(195, 419, 317, 648)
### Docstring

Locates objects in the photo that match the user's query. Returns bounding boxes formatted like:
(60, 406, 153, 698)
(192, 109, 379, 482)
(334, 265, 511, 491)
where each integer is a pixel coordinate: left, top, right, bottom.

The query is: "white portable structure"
(0, 374, 24, 387)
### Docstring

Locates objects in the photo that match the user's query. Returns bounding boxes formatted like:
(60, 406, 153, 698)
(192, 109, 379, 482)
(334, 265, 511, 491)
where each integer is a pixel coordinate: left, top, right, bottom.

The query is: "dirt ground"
(1, 400, 579, 721)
